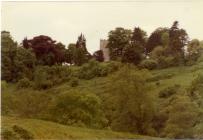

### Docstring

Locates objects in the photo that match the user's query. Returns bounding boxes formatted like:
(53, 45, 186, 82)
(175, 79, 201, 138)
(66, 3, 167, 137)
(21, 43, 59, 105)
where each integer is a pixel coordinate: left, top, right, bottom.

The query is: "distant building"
(100, 39, 110, 61)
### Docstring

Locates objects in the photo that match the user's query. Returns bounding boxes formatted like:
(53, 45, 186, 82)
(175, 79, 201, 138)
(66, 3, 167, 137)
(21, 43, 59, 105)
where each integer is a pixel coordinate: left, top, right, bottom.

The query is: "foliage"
(145, 28, 169, 53)
(163, 95, 200, 138)
(1, 129, 19, 140)
(8, 90, 51, 118)
(2, 116, 145, 139)
(17, 77, 33, 89)
(107, 27, 132, 60)
(34, 67, 53, 89)
(49, 90, 107, 128)
(186, 39, 202, 65)
(159, 84, 180, 98)
(105, 65, 155, 135)
(93, 50, 104, 62)
(150, 46, 175, 68)
(13, 125, 34, 140)
(33, 65, 72, 89)
(169, 21, 188, 54)
(70, 77, 79, 87)
(122, 43, 144, 65)
(78, 60, 108, 79)
(1, 31, 17, 82)
(139, 59, 158, 70)
(132, 27, 147, 47)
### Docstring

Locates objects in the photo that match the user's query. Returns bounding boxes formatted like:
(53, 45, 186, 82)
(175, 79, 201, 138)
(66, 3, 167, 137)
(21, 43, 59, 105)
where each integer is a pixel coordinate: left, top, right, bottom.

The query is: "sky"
(2, 0, 203, 53)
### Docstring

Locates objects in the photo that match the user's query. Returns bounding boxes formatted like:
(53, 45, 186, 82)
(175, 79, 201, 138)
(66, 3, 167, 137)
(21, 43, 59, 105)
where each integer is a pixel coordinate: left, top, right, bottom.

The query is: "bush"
(147, 73, 174, 82)
(13, 125, 34, 140)
(139, 59, 158, 70)
(159, 84, 180, 98)
(1, 129, 19, 140)
(33, 65, 72, 89)
(49, 90, 107, 128)
(10, 90, 51, 118)
(78, 60, 109, 80)
(70, 78, 79, 87)
(17, 78, 32, 89)
(34, 67, 53, 89)
(197, 53, 203, 62)
(1, 80, 8, 91)
(158, 56, 175, 68)
(163, 95, 200, 138)
(106, 61, 121, 73)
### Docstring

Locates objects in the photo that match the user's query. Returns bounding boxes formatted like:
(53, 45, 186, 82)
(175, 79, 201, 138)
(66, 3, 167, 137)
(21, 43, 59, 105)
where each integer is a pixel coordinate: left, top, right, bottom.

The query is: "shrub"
(139, 59, 158, 70)
(13, 125, 34, 140)
(34, 65, 72, 89)
(159, 84, 180, 98)
(17, 78, 32, 89)
(106, 61, 121, 73)
(10, 90, 51, 118)
(34, 67, 53, 89)
(78, 60, 109, 80)
(49, 90, 107, 128)
(70, 78, 79, 87)
(197, 53, 203, 62)
(158, 56, 175, 68)
(1, 129, 19, 140)
(163, 95, 200, 138)
(1, 80, 8, 91)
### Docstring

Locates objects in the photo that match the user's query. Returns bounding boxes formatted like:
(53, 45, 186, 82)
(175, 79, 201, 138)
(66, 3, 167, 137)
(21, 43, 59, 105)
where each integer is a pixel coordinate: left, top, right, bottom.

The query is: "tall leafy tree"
(122, 27, 146, 64)
(66, 34, 91, 66)
(105, 65, 155, 134)
(1, 31, 36, 82)
(107, 27, 132, 60)
(169, 21, 188, 53)
(75, 34, 91, 65)
(1, 31, 18, 82)
(23, 35, 65, 65)
(132, 27, 147, 47)
(146, 28, 169, 54)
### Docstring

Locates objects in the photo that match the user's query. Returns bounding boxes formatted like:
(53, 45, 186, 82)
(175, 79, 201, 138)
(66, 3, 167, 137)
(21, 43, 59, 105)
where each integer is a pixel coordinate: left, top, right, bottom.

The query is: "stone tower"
(100, 39, 110, 61)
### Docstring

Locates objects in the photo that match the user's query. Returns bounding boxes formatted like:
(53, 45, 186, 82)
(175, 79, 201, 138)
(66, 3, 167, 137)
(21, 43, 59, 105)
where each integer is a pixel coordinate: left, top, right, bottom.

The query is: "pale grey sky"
(2, 1, 203, 53)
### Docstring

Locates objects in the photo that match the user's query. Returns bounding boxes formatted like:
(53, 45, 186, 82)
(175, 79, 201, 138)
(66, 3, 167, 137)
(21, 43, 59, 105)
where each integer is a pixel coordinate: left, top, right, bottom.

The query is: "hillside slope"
(1, 116, 160, 139)
(2, 61, 203, 139)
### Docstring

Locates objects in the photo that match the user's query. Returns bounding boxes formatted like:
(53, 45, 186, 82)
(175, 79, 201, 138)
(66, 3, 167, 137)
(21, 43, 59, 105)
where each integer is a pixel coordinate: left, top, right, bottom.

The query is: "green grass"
(1, 116, 159, 139)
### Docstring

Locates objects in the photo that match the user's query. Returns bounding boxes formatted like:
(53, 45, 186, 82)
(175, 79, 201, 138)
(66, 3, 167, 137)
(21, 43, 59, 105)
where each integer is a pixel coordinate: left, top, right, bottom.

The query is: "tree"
(22, 35, 66, 65)
(169, 21, 188, 54)
(50, 90, 107, 128)
(1, 31, 18, 82)
(121, 27, 147, 65)
(107, 27, 132, 60)
(186, 39, 202, 63)
(66, 34, 91, 66)
(132, 27, 147, 47)
(15, 47, 36, 80)
(65, 43, 76, 64)
(146, 28, 169, 54)
(55, 42, 66, 63)
(122, 44, 143, 65)
(161, 32, 170, 47)
(93, 50, 104, 62)
(105, 65, 155, 135)
(164, 95, 200, 138)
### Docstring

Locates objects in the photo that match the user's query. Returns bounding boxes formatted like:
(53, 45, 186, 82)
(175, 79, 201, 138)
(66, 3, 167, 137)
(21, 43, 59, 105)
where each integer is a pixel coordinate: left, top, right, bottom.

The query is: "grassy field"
(1, 116, 161, 139)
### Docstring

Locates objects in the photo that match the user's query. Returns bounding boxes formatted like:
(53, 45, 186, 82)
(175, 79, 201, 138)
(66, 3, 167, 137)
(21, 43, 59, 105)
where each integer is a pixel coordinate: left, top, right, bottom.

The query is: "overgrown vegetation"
(1, 21, 203, 139)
